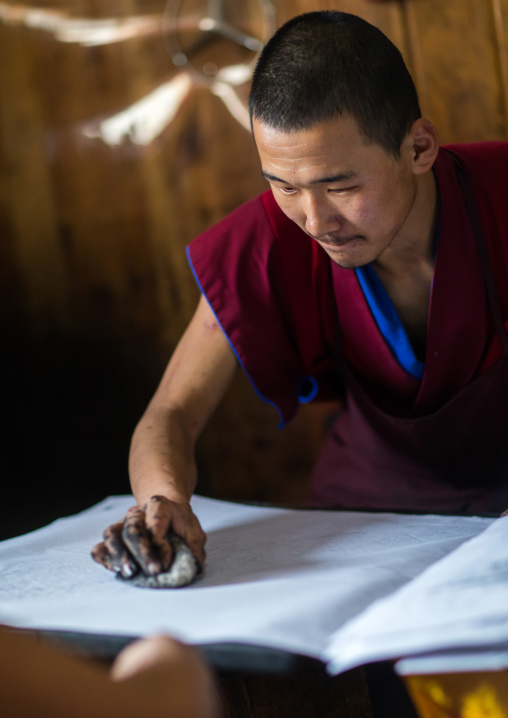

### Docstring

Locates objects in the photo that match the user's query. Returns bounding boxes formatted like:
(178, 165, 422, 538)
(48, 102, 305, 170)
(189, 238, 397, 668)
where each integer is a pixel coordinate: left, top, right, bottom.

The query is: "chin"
(332, 258, 366, 269)
(321, 237, 373, 268)
(326, 250, 371, 269)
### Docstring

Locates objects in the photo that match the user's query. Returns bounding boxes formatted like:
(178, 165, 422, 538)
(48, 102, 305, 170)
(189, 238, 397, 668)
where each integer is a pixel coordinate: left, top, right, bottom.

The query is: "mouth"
(317, 235, 364, 248)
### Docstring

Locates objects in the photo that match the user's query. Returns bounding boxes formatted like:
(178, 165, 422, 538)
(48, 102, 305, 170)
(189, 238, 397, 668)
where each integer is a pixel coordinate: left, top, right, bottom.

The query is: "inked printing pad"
(117, 534, 200, 588)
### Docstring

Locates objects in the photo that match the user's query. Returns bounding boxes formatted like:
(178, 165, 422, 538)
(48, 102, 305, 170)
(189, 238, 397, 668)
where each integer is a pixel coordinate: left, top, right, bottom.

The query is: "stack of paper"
(0, 495, 505, 674)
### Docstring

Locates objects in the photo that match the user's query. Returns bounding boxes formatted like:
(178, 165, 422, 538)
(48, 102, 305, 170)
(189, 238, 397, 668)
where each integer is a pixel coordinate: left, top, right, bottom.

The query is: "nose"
(303, 193, 340, 239)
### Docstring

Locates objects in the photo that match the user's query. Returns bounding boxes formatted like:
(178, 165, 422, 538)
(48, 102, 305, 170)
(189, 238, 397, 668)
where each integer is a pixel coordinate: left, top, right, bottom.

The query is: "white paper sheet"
(325, 515, 508, 674)
(395, 646, 508, 676)
(0, 496, 493, 667)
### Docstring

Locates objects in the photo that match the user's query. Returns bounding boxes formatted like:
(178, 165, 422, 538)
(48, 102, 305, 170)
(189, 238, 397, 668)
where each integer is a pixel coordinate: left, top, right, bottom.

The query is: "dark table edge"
(13, 627, 327, 674)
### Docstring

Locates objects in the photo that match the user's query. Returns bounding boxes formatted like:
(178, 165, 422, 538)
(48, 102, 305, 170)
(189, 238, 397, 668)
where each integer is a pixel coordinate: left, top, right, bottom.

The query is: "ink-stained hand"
(91, 496, 206, 578)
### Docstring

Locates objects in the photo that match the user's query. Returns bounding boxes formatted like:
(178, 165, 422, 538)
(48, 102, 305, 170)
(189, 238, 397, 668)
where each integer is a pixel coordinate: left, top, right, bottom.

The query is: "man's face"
(253, 115, 420, 268)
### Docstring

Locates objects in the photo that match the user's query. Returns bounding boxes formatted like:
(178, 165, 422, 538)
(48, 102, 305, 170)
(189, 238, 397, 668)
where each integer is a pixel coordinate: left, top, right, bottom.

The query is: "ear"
(407, 118, 439, 175)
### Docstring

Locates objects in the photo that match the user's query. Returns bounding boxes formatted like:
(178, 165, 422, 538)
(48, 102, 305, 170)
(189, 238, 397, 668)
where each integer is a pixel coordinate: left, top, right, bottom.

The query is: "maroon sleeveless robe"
(188, 143, 508, 515)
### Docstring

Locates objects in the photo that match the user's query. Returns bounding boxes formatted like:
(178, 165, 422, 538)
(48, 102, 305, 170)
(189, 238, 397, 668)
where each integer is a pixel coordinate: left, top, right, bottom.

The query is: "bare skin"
(92, 295, 237, 577)
(93, 114, 441, 577)
(0, 626, 220, 718)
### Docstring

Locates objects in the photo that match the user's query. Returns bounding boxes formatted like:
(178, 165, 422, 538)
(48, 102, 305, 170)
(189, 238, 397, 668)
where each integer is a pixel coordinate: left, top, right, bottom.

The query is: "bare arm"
(92, 295, 236, 575)
(0, 627, 220, 718)
(129, 294, 237, 508)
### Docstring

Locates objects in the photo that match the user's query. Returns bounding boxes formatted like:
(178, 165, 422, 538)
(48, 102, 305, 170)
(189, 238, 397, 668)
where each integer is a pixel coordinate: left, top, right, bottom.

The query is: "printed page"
(0, 496, 491, 662)
(325, 515, 508, 674)
(395, 645, 508, 676)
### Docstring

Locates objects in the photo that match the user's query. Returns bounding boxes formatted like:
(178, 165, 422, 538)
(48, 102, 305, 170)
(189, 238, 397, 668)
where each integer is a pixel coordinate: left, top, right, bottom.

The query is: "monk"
(92, 11, 508, 580)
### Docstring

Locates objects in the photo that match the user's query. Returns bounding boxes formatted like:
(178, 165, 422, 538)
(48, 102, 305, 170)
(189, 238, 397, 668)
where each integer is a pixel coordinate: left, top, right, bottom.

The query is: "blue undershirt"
(354, 265, 425, 380)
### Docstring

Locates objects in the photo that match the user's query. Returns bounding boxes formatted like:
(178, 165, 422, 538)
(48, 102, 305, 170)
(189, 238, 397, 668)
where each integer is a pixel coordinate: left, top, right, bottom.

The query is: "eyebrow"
(261, 170, 357, 185)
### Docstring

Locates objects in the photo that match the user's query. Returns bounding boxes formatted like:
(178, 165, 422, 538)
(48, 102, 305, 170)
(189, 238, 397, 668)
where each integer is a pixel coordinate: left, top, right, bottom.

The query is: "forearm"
(1, 629, 218, 718)
(127, 296, 236, 510)
(129, 404, 198, 507)
(1, 637, 141, 718)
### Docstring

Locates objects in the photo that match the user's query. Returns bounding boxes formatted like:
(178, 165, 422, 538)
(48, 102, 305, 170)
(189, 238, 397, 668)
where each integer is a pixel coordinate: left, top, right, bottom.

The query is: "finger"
(122, 506, 162, 575)
(91, 542, 121, 573)
(170, 506, 207, 569)
(144, 496, 174, 571)
(187, 539, 206, 573)
(97, 521, 139, 579)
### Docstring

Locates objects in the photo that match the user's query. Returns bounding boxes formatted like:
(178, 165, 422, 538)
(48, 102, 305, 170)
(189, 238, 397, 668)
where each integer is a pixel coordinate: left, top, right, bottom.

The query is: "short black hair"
(249, 11, 421, 157)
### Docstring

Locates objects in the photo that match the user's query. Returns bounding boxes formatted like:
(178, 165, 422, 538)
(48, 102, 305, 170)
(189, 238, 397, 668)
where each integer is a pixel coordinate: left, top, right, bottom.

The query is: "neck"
(369, 169, 439, 360)
(374, 169, 439, 278)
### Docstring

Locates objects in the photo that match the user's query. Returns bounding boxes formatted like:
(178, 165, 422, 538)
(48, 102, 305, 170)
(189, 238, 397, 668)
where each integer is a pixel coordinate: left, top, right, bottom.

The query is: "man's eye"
(279, 186, 296, 194)
(330, 186, 356, 194)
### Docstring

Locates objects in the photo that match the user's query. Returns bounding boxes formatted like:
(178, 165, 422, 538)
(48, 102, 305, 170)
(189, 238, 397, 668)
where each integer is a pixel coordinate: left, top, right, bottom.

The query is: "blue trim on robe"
(355, 264, 424, 380)
(186, 246, 288, 428)
(298, 375, 319, 403)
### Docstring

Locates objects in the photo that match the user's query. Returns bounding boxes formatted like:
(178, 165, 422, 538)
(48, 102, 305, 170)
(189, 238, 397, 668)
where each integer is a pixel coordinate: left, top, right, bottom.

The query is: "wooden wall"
(1, 0, 508, 535)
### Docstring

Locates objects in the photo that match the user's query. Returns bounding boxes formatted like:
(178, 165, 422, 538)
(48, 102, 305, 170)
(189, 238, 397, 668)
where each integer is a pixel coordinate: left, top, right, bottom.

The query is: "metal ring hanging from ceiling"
(163, 0, 276, 88)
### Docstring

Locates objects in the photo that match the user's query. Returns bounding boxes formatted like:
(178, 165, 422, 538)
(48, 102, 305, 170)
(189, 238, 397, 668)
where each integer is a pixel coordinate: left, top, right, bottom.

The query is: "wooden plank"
(0, 23, 70, 337)
(220, 667, 374, 718)
(0, 109, 25, 337)
(492, 0, 508, 134)
(404, 0, 506, 142)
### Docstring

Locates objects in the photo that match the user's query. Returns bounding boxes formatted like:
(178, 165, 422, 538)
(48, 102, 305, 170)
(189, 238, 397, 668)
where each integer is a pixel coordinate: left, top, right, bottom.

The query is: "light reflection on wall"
(82, 65, 251, 146)
(82, 73, 193, 146)
(0, 3, 160, 46)
(0, 2, 257, 142)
